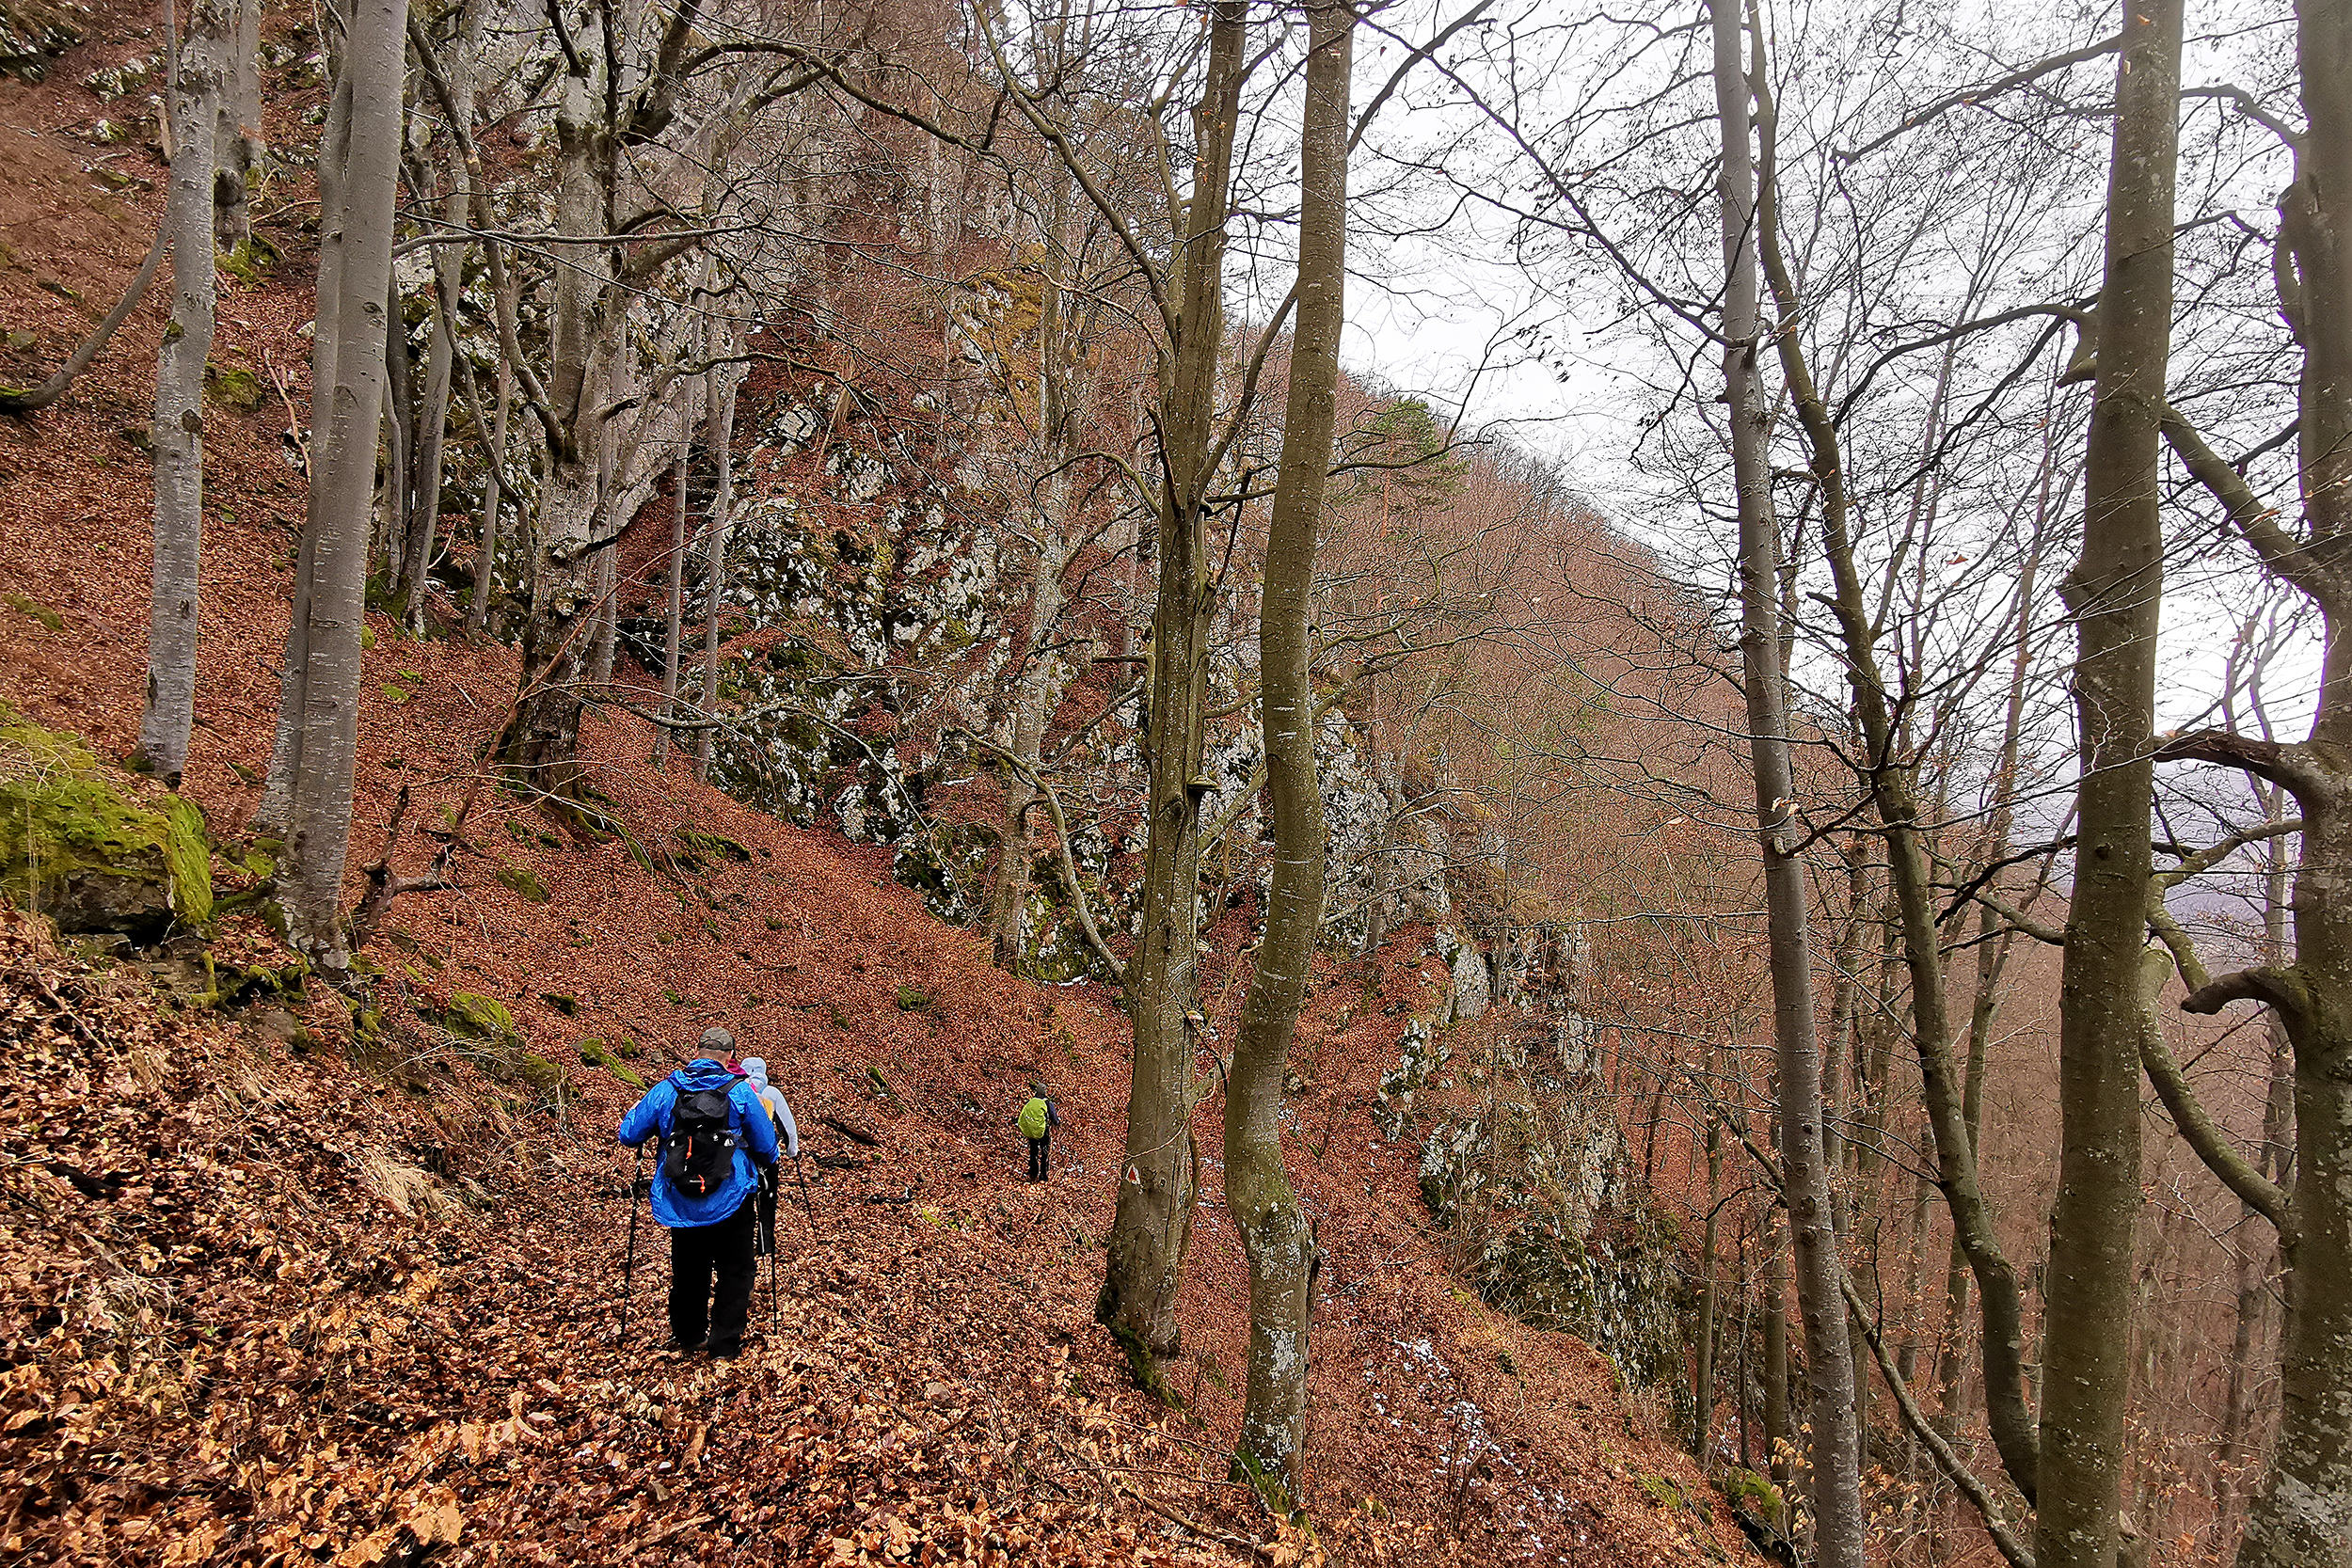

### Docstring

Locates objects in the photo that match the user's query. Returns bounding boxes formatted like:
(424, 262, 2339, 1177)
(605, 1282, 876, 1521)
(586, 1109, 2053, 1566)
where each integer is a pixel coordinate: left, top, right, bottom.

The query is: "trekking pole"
(794, 1151, 814, 1215)
(617, 1143, 644, 1346)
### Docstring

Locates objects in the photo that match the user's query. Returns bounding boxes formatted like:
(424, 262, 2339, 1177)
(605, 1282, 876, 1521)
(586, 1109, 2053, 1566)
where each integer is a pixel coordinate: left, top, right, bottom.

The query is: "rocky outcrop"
(665, 377, 1509, 979)
(1, 0, 84, 80)
(1395, 1000, 1690, 1418)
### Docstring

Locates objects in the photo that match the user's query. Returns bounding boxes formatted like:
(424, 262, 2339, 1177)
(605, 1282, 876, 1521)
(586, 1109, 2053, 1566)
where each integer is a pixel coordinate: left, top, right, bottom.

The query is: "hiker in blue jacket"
(618, 1030, 779, 1359)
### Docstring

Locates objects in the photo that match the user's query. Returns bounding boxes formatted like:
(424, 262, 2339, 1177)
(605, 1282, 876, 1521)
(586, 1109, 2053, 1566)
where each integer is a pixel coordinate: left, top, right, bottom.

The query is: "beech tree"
(2035, 7, 2181, 1565)
(1708, 2, 1864, 1559)
(135, 0, 230, 787)
(2144, 1, 2352, 1560)
(1223, 0, 1350, 1499)
(259, 0, 410, 960)
(1746, 20, 2048, 1512)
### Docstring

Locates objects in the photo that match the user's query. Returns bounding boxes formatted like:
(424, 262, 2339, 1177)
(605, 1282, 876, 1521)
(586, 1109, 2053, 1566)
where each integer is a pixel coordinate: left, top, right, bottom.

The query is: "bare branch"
(0, 225, 167, 416)
(1837, 32, 2122, 162)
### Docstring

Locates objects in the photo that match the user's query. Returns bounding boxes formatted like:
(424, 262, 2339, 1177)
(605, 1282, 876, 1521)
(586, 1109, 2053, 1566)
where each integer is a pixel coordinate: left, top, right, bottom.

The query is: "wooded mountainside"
(0, 0, 2344, 1565)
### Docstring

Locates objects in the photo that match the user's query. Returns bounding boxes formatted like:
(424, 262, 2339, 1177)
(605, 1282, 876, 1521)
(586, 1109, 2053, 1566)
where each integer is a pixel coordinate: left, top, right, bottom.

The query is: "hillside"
(0, 17, 1739, 1565)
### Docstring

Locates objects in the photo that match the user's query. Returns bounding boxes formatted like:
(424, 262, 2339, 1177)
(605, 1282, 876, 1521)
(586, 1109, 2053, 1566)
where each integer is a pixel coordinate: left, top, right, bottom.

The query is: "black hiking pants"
(1026, 1134, 1050, 1182)
(754, 1166, 778, 1259)
(668, 1196, 756, 1354)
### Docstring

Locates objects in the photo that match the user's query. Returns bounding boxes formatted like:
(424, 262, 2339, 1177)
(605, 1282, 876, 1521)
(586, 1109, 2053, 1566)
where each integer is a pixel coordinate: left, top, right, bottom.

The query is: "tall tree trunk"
(1711, 4, 1864, 1560)
(136, 0, 229, 787)
(469, 343, 514, 641)
(586, 343, 624, 690)
(1693, 1114, 1731, 1457)
(213, 0, 259, 247)
(497, 38, 615, 799)
(2038, 6, 2180, 1566)
(987, 545, 1062, 967)
(400, 168, 465, 636)
(380, 274, 413, 587)
(254, 10, 358, 837)
(986, 166, 1083, 971)
(695, 346, 739, 782)
(1693, 1112, 1723, 1459)
(1097, 0, 1246, 1376)
(275, 0, 406, 961)
(1934, 495, 2048, 1435)
(2222, 4, 2352, 1561)
(1765, 1234, 1789, 1485)
(655, 441, 687, 769)
(1750, 16, 2041, 1499)
(1223, 0, 1348, 1499)
(589, 544, 619, 689)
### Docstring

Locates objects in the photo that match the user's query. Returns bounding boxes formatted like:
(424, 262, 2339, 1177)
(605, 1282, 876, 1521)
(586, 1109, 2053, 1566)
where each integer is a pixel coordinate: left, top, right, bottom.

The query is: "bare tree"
(268, 0, 410, 961)
(695, 318, 741, 783)
(1091, 0, 1247, 1375)
(1710, 1, 1863, 1560)
(2036, 6, 2181, 1566)
(2148, 1, 2352, 1560)
(135, 0, 230, 787)
(1223, 0, 1349, 1501)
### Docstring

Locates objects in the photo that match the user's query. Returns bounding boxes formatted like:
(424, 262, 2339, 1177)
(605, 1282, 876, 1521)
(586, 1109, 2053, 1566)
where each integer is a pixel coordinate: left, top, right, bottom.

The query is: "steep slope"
(0, 20, 1737, 1566)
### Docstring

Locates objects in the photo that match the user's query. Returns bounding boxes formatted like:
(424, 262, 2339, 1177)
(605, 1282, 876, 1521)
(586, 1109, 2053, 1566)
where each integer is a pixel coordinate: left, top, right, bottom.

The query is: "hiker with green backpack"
(1017, 1085, 1060, 1183)
(617, 1029, 780, 1358)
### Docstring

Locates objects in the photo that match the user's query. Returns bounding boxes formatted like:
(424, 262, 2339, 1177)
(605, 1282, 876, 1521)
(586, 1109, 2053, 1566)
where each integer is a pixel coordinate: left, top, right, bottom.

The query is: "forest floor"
(0, 12, 1738, 1565)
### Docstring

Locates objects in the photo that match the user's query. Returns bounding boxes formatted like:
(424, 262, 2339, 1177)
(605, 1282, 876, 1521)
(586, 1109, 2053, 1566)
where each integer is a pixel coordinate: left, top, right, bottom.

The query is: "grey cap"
(699, 1025, 736, 1055)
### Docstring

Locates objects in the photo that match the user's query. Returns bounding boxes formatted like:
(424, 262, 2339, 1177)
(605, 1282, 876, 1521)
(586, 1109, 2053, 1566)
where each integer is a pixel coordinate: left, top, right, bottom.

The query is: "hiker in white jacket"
(739, 1057, 798, 1258)
(739, 1057, 800, 1157)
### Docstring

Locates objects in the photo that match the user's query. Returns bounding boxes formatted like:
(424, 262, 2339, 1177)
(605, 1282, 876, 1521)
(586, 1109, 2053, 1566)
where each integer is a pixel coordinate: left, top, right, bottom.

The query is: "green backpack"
(1018, 1097, 1050, 1139)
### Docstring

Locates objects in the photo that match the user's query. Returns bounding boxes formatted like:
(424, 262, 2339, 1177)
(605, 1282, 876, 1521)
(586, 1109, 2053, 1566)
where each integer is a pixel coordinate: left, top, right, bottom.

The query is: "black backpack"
(660, 1086, 740, 1198)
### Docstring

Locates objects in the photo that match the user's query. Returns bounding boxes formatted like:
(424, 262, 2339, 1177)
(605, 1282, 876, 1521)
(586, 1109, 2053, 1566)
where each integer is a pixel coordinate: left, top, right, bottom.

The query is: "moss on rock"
(495, 863, 549, 903)
(674, 828, 751, 867)
(578, 1037, 646, 1089)
(443, 991, 516, 1040)
(204, 359, 265, 413)
(0, 705, 212, 940)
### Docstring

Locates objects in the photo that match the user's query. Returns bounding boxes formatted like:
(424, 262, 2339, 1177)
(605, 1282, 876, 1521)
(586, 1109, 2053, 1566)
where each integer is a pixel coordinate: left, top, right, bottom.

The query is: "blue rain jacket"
(618, 1060, 779, 1228)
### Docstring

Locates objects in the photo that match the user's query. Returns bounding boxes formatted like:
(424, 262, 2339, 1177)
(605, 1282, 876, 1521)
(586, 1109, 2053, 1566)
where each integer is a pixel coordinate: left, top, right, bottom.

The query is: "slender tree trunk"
(276, 0, 406, 961)
(655, 442, 687, 769)
(400, 172, 464, 635)
(1894, 1164, 1933, 1393)
(1738, 1238, 1756, 1474)
(136, 0, 228, 787)
(1694, 1113, 1724, 1459)
(255, 17, 357, 836)
(988, 545, 1061, 967)
(1098, 0, 1247, 1374)
(0, 227, 167, 416)
(381, 274, 412, 587)
(1223, 0, 1349, 1499)
(1765, 1236, 1789, 1485)
(1712, 4, 1864, 1560)
(586, 346, 623, 689)
(469, 345, 513, 641)
(588, 544, 619, 689)
(695, 347, 739, 781)
(213, 0, 259, 247)
(1935, 515, 2046, 1434)
(2231, 5, 2352, 1561)
(1751, 17, 2040, 1498)
(2038, 7, 2180, 1566)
